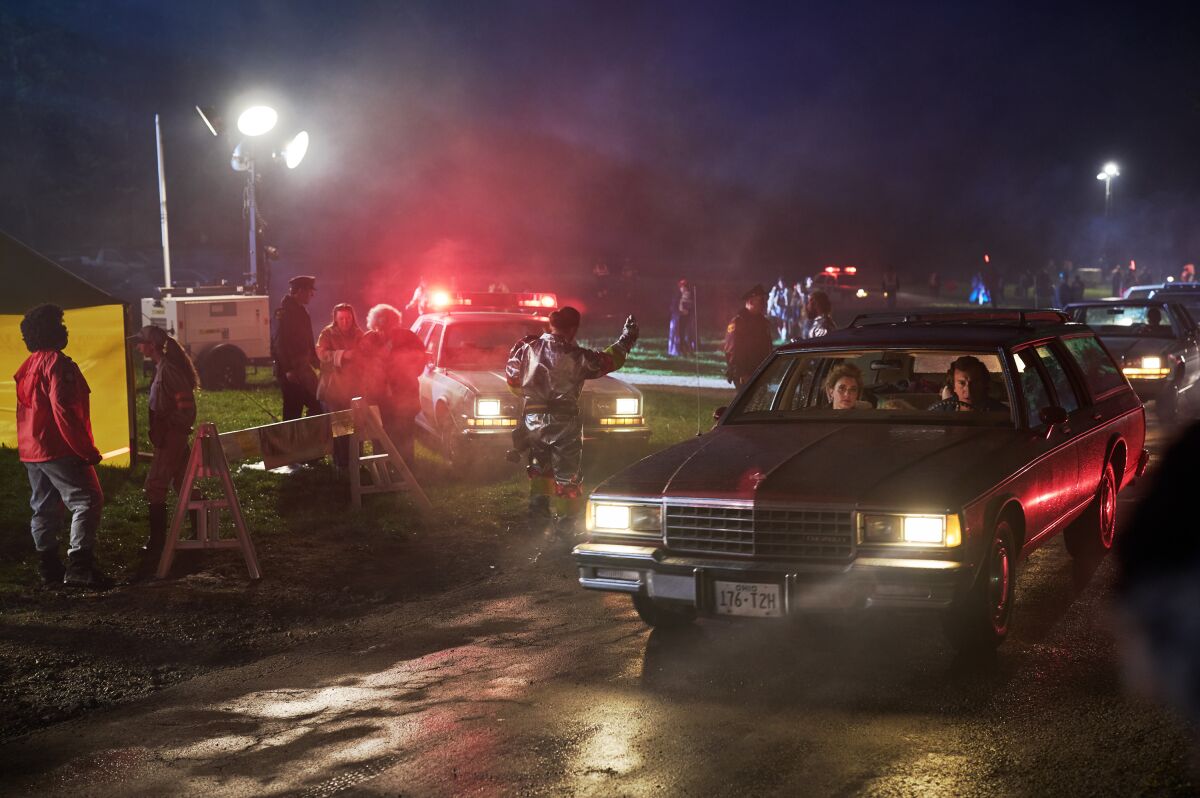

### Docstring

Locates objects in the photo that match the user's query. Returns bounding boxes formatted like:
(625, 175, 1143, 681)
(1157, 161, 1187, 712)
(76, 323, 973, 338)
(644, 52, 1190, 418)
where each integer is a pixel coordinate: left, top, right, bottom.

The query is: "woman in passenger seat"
(824, 363, 868, 410)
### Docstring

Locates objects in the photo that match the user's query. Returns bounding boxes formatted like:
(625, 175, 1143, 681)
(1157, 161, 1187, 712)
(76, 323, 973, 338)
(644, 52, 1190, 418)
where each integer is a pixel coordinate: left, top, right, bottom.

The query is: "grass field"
(0, 369, 730, 593)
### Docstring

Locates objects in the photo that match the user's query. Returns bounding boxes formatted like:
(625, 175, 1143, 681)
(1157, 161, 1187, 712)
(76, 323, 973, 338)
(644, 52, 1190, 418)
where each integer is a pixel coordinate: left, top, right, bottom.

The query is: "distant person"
(928, 271, 941, 298)
(403, 276, 430, 326)
(1182, 263, 1196, 284)
(882, 268, 900, 309)
(787, 279, 808, 340)
(272, 275, 321, 421)
(1053, 272, 1071, 309)
(1034, 269, 1053, 308)
(359, 304, 426, 464)
(488, 280, 510, 293)
(129, 325, 198, 581)
(1071, 273, 1086, 303)
(667, 279, 697, 357)
(806, 290, 837, 338)
(1110, 264, 1124, 297)
(723, 284, 773, 386)
(929, 355, 1007, 412)
(316, 303, 364, 467)
(767, 277, 790, 342)
(14, 304, 110, 588)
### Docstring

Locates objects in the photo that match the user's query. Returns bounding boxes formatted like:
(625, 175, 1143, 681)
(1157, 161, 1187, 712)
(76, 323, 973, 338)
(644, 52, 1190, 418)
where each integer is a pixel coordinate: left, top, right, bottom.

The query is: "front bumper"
(1124, 377, 1170, 402)
(573, 542, 969, 613)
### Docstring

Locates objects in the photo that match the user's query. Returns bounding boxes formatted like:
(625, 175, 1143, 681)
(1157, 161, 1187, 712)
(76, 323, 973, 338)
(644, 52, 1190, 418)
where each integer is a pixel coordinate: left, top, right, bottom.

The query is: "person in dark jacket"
(14, 304, 109, 588)
(506, 307, 638, 535)
(129, 325, 199, 580)
(723, 284, 773, 386)
(272, 275, 321, 421)
(806, 290, 837, 338)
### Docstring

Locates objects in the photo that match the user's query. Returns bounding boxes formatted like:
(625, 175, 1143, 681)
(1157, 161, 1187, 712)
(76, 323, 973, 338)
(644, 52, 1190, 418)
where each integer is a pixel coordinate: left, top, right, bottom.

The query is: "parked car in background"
(574, 309, 1147, 652)
(811, 265, 869, 300)
(411, 292, 651, 468)
(1067, 299, 1200, 423)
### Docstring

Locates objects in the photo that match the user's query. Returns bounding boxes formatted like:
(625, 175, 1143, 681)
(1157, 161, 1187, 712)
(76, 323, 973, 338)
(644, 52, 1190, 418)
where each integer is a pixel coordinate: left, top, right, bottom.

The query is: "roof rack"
(848, 308, 1071, 329)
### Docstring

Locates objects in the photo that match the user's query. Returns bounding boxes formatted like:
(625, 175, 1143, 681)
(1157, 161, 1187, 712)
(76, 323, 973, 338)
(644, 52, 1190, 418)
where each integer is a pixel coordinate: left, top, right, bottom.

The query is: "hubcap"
(988, 537, 1010, 630)
(1099, 471, 1116, 549)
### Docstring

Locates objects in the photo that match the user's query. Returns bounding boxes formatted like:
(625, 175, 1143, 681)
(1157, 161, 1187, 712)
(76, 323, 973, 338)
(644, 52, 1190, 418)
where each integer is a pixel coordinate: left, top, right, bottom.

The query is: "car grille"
(665, 504, 854, 560)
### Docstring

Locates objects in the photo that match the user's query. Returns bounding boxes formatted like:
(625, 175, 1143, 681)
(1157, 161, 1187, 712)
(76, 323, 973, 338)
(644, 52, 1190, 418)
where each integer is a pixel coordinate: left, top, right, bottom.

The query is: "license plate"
(713, 581, 782, 618)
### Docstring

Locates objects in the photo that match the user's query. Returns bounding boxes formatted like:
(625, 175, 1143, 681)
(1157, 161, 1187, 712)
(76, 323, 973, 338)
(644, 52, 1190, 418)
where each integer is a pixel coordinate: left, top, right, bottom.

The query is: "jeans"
(24, 457, 104, 554)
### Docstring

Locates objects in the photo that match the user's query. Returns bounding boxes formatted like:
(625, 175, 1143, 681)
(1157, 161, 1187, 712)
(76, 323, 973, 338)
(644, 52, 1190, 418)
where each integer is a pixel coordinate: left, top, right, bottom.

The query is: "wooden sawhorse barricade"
(154, 399, 430, 579)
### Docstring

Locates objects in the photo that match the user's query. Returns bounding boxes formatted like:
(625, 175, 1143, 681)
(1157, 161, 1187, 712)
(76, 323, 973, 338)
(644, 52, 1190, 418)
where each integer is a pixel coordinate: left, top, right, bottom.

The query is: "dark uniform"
(506, 309, 638, 527)
(723, 286, 773, 387)
(272, 276, 321, 421)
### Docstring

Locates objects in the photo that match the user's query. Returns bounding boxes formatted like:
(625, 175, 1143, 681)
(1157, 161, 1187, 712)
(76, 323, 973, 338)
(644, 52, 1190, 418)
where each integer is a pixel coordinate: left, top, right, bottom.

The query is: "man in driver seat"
(929, 355, 1007, 412)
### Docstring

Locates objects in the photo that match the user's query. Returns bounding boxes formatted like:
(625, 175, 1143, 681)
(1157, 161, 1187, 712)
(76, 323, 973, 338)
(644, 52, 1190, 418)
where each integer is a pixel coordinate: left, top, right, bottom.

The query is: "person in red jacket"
(13, 304, 110, 588)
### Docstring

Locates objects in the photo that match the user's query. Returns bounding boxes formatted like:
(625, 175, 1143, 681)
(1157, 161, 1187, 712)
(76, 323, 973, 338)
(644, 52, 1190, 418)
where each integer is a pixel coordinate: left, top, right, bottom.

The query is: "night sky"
(4, 0, 1200, 292)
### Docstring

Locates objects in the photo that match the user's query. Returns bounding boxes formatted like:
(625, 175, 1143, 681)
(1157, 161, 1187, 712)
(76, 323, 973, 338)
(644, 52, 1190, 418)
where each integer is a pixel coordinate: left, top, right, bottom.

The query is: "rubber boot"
(133, 503, 168, 581)
(63, 549, 114, 590)
(38, 548, 65, 586)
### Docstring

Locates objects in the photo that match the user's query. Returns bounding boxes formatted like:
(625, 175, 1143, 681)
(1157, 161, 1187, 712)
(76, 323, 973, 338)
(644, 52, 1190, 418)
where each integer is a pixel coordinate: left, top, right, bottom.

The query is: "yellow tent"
(0, 232, 133, 466)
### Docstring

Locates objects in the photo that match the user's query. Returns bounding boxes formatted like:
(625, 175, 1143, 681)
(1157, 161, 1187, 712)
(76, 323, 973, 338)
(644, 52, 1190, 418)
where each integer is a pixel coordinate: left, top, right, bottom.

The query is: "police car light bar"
(427, 291, 557, 313)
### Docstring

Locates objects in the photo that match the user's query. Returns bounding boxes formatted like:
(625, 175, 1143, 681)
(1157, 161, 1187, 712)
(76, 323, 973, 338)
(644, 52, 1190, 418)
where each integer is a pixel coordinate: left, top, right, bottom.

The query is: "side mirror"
(713, 406, 727, 422)
(1038, 406, 1068, 426)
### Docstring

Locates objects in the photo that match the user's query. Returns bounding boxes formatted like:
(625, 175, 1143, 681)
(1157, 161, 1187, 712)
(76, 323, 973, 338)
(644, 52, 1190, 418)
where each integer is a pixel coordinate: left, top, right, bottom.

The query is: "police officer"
(273, 275, 321, 421)
(723, 284, 773, 387)
(506, 307, 639, 536)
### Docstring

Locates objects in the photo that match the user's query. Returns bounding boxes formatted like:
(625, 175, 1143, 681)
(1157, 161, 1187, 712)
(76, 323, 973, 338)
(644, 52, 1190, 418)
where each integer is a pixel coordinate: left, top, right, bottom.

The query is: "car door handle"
(1092, 412, 1103, 422)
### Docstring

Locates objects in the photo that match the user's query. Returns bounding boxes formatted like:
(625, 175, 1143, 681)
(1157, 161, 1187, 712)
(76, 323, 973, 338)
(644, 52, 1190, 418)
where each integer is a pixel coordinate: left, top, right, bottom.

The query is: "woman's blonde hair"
(823, 362, 863, 395)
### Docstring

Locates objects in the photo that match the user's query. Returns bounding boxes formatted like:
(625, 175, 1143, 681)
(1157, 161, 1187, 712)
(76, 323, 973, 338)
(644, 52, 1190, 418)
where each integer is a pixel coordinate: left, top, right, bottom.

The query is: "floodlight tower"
(1096, 161, 1120, 267)
(198, 104, 309, 294)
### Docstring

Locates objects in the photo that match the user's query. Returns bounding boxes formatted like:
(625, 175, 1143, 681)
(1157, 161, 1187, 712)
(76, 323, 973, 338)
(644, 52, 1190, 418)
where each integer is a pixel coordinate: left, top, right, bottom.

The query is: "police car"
(410, 292, 651, 466)
(811, 266, 870, 300)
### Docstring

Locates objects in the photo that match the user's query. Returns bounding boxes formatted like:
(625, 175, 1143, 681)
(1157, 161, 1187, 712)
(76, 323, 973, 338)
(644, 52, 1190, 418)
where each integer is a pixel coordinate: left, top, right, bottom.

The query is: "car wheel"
(1064, 461, 1117, 558)
(1156, 386, 1179, 425)
(437, 409, 461, 466)
(632, 594, 696, 629)
(199, 346, 247, 390)
(944, 518, 1015, 652)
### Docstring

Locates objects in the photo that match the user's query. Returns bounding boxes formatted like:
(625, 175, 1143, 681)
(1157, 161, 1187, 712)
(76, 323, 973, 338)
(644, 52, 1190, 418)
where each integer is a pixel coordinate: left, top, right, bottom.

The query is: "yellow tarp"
(0, 303, 131, 466)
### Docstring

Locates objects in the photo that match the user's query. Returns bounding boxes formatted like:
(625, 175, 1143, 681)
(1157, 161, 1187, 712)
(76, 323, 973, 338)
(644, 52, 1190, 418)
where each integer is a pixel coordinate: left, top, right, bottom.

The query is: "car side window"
(426, 325, 444, 364)
(740, 356, 793, 413)
(1034, 345, 1080, 414)
(1013, 350, 1053, 427)
(1062, 335, 1125, 397)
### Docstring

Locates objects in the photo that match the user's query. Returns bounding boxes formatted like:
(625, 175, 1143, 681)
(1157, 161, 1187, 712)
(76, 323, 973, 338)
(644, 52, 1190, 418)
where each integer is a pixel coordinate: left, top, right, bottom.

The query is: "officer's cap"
(549, 306, 581, 330)
(127, 325, 168, 346)
(289, 275, 317, 291)
(742, 283, 768, 300)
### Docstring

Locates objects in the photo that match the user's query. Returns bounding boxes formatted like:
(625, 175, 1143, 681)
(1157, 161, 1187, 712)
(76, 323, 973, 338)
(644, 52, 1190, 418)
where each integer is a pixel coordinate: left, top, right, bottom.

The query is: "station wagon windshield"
(729, 348, 1014, 425)
(440, 321, 547, 370)
(1075, 306, 1179, 338)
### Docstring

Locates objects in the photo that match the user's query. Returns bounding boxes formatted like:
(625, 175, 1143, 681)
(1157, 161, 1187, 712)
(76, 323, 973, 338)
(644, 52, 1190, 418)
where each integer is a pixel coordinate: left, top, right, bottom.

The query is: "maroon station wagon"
(574, 310, 1149, 650)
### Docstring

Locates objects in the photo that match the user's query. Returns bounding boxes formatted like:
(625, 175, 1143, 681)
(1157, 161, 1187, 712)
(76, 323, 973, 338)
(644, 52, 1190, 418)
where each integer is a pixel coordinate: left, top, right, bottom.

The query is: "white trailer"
(140, 292, 271, 389)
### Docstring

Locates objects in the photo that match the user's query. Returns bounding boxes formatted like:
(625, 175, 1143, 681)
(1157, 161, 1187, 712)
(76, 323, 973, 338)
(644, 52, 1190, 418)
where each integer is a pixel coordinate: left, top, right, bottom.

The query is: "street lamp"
(1096, 161, 1119, 216)
(211, 103, 309, 294)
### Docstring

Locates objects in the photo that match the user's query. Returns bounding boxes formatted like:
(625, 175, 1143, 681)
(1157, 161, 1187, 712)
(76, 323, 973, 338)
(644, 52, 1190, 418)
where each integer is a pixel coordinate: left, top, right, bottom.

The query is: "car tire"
(943, 518, 1015, 652)
(632, 594, 696, 629)
(1064, 461, 1117, 559)
(198, 346, 247, 391)
(437, 408, 471, 473)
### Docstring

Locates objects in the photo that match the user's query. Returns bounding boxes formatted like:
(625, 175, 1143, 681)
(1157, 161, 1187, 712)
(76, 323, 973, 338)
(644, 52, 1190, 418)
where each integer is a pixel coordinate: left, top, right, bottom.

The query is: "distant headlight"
(475, 398, 502, 417)
(615, 397, 640, 416)
(861, 513, 962, 547)
(586, 500, 662, 538)
(856, 288, 868, 298)
(1142, 356, 1162, 370)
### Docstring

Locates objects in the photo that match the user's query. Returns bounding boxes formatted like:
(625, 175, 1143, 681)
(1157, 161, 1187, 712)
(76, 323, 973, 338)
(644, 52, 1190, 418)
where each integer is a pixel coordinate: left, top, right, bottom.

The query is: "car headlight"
(586, 500, 662, 539)
(614, 397, 640, 416)
(1122, 355, 1171, 378)
(861, 513, 962, 547)
(475, 398, 502, 417)
(856, 288, 868, 298)
(1142, 356, 1162, 370)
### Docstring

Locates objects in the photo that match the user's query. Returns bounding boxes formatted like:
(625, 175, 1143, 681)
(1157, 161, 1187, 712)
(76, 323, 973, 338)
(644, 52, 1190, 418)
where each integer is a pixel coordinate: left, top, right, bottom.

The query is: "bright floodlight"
(1104, 162, 1120, 177)
(282, 130, 309, 169)
(237, 105, 278, 137)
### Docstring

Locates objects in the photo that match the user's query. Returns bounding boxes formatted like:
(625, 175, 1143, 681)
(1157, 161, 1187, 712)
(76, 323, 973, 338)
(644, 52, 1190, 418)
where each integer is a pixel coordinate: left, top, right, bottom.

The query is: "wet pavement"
(0, 422, 1195, 796)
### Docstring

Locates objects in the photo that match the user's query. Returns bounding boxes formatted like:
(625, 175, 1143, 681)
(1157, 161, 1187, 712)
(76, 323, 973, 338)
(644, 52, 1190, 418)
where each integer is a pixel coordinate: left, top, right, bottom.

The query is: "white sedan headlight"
(475, 398, 502, 417)
(615, 397, 640, 416)
(1141, 356, 1162, 370)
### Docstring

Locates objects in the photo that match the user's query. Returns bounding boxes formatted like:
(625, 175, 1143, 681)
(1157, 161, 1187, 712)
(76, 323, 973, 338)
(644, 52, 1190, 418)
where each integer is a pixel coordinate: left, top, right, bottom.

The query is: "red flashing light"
(844, 266, 857, 275)
(540, 294, 556, 307)
(824, 266, 837, 274)
(983, 254, 990, 263)
(429, 290, 453, 309)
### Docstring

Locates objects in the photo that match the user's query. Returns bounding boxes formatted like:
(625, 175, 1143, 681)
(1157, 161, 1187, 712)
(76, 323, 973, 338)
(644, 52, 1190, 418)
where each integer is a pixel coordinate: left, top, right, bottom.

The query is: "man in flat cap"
(272, 275, 321, 421)
(506, 306, 639, 537)
(723, 284, 774, 387)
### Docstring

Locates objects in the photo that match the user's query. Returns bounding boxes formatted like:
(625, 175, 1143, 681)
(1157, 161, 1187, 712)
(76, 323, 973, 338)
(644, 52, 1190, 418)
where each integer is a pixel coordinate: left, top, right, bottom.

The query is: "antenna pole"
(155, 114, 173, 289)
(694, 282, 702, 437)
